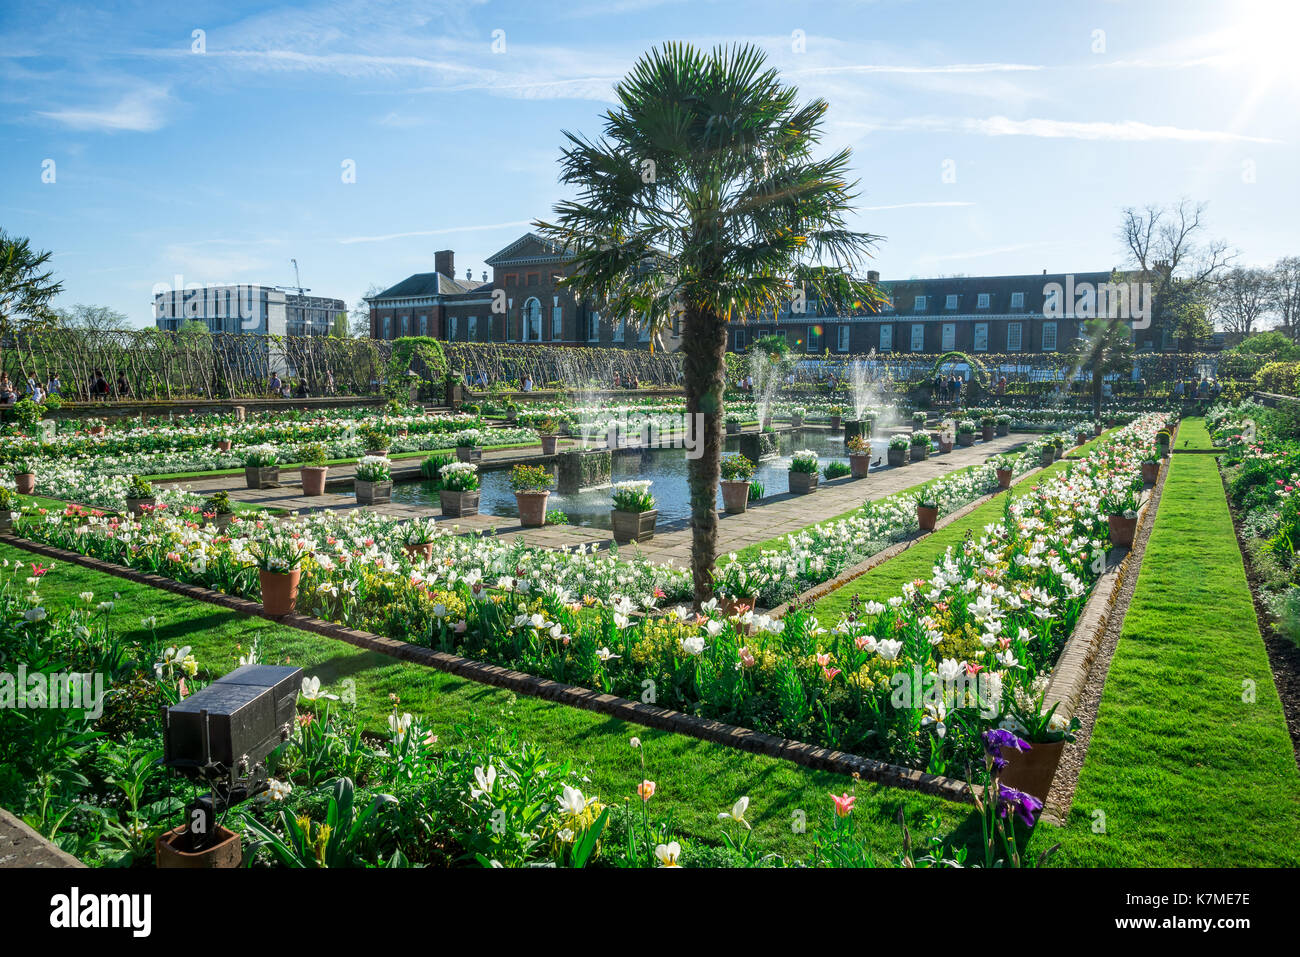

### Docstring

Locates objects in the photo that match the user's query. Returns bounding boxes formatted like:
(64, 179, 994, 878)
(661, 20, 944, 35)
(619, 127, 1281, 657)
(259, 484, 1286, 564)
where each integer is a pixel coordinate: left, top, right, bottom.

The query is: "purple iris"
(997, 785, 1044, 828)
(983, 728, 1031, 755)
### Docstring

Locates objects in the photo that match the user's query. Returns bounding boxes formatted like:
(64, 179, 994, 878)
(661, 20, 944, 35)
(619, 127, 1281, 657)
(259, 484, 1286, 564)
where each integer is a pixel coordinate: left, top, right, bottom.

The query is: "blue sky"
(2, 0, 1297, 326)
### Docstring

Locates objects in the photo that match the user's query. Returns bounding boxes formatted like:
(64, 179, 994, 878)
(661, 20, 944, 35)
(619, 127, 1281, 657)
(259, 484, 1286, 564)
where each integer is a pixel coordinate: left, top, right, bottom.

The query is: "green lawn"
(1048, 418, 1300, 866)
(809, 452, 1083, 622)
(5, 539, 968, 861)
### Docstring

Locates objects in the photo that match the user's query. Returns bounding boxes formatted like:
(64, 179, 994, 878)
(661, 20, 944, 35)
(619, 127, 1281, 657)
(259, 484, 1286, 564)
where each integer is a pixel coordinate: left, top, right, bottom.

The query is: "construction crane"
(290, 258, 304, 296)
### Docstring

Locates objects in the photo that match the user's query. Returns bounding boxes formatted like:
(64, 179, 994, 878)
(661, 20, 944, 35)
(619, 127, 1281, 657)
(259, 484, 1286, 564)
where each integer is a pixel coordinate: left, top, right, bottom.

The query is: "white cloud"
(36, 85, 171, 132)
(879, 114, 1277, 144)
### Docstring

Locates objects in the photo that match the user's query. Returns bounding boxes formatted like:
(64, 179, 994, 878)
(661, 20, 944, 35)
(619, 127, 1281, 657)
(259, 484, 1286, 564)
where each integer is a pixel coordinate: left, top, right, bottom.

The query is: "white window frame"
(945, 294, 958, 310)
(910, 323, 924, 352)
(1007, 322, 1023, 352)
(1042, 321, 1057, 352)
(941, 323, 955, 351)
(1010, 291, 1024, 309)
(419, 314, 428, 336)
(913, 295, 927, 312)
(615, 316, 626, 342)
(880, 324, 893, 352)
(837, 325, 850, 352)
(806, 325, 821, 352)
(977, 293, 990, 309)
(973, 322, 989, 352)
(522, 297, 542, 342)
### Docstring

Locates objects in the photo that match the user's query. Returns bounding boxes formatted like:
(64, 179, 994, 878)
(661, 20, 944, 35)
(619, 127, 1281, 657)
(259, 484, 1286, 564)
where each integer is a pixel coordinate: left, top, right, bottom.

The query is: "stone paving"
(156, 431, 1030, 563)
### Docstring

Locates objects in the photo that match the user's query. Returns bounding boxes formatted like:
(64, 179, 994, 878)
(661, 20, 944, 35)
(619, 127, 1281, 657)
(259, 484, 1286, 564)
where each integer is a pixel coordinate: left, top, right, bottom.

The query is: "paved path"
(623, 432, 1030, 566)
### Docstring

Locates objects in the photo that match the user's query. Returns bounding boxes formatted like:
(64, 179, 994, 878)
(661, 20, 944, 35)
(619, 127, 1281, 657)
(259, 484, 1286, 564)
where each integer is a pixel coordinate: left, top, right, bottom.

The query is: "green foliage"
(509, 464, 555, 493)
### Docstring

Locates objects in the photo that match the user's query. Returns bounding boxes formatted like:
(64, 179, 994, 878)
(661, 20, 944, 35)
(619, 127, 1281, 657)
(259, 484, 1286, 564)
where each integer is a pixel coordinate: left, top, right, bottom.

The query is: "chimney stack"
(435, 249, 454, 277)
(866, 270, 880, 283)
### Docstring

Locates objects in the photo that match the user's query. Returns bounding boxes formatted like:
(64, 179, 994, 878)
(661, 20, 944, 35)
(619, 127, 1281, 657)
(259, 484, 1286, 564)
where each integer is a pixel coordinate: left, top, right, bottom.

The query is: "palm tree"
(536, 43, 881, 603)
(0, 230, 63, 378)
(1071, 317, 1134, 417)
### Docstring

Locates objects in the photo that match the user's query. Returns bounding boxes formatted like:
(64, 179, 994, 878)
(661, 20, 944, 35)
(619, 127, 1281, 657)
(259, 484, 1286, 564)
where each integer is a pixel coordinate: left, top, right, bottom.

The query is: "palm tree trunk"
(682, 303, 728, 605)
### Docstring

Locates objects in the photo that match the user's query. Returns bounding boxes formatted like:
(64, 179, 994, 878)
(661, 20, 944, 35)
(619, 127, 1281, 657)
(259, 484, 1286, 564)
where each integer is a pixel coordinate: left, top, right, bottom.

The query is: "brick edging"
(0, 532, 974, 804)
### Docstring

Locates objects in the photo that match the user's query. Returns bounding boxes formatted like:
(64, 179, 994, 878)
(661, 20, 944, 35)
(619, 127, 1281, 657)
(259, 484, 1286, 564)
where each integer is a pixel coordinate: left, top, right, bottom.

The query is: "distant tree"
(1273, 256, 1300, 341)
(329, 311, 350, 337)
(1214, 266, 1274, 335)
(55, 303, 129, 332)
(1230, 330, 1300, 360)
(351, 284, 382, 338)
(751, 333, 791, 359)
(1118, 199, 1233, 347)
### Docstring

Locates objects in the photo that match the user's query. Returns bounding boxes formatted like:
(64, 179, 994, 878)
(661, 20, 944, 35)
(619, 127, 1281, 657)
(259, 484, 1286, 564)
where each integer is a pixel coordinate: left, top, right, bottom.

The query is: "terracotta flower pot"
(996, 468, 1012, 489)
(156, 824, 243, 869)
(456, 446, 482, 463)
(721, 479, 750, 514)
(259, 568, 301, 616)
(1094, 423, 1104, 436)
(14, 473, 35, 496)
(439, 488, 480, 517)
(217, 439, 232, 452)
(365, 448, 389, 458)
(403, 543, 435, 561)
(540, 435, 559, 455)
(1076, 431, 1088, 446)
(612, 508, 657, 543)
(1107, 513, 1138, 546)
(938, 439, 953, 454)
(981, 426, 994, 441)
(789, 470, 818, 494)
(1141, 461, 1159, 485)
(999, 739, 1066, 802)
(849, 454, 871, 479)
(916, 504, 938, 530)
(90, 426, 106, 437)
(300, 465, 328, 496)
(1039, 448, 1055, 467)
(515, 490, 549, 527)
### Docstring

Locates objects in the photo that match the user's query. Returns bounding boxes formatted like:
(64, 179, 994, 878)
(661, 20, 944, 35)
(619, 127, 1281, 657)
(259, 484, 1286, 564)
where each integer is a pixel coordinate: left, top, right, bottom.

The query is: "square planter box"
(997, 423, 1010, 436)
(612, 508, 657, 543)
(1040, 448, 1056, 467)
(539, 435, 559, 455)
(957, 433, 975, 447)
(910, 444, 929, 461)
(456, 446, 482, 464)
(125, 496, 156, 517)
(726, 422, 742, 435)
(440, 489, 480, 517)
(789, 470, 819, 494)
(981, 426, 994, 441)
(887, 447, 908, 467)
(790, 416, 804, 429)
(356, 479, 392, 505)
(245, 466, 279, 490)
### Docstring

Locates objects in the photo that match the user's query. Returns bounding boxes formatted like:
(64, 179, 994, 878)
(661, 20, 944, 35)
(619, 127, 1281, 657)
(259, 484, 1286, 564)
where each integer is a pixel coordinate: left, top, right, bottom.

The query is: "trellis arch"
(928, 350, 990, 388)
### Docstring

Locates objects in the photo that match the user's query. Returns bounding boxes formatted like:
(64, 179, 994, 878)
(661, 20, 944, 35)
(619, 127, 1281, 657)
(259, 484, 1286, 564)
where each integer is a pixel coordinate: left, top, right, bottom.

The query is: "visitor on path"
(46, 373, 61, 397)
(1174, 380, 1184, 398)
(950, 374, 962, 408)
(293, 379, 310, 398)
(325, 370, 336, 395)
(92, 370, 110, 401)
(522, 375, 534, 392)
(116, 374, 131, 398)
(269, 372, 283, 396)
(0, 376, 14, 405)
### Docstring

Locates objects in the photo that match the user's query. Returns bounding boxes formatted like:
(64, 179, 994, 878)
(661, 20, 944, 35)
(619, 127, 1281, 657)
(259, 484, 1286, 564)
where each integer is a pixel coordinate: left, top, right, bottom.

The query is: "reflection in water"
(388, 430, 889, 529)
